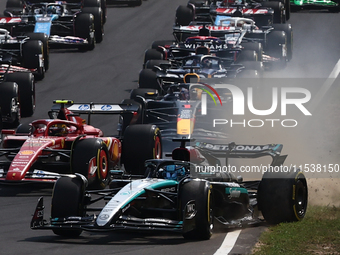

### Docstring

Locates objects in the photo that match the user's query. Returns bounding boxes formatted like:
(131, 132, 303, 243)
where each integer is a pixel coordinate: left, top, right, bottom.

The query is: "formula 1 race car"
(118, 84, 232, 164)
(140, 50, 262, 94)
(30, 138, 308, 240)
(176, 0, 289, 27)
(0, 61, 36, 127)
(139, 54, 260, 93)
(171, 17, 292, 64)
(2, 0, 104, 50)
(0, 100, 162, 188)
(0, 28, 47, 80)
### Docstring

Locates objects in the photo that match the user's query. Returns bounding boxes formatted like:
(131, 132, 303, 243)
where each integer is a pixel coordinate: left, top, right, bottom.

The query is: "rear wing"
(49, 100, 139, 124)
(195, 141, 287, 166)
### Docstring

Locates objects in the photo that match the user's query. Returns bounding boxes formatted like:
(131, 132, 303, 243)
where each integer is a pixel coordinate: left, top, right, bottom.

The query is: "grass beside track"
(252, 205, 340, 255)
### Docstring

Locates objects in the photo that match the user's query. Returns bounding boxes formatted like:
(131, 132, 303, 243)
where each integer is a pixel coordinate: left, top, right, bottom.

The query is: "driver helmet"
(49, 123, 67, 136)
(180, 88, 190, 100)
(202, 58, 213, 69)
(162, 165, 186, 181)
(47, 5, 61, 15)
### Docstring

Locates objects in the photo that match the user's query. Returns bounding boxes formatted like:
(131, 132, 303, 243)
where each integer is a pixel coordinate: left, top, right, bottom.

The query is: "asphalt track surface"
(0, 1, 339, 255)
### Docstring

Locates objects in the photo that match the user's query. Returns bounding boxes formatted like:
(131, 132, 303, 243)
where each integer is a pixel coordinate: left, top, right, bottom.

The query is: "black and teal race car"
(31, 139, 308, 240)
(290, 0, 339, 12)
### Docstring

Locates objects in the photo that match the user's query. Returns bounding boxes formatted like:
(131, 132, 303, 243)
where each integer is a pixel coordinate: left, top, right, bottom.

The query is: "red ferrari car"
(0, 100, 162, 188)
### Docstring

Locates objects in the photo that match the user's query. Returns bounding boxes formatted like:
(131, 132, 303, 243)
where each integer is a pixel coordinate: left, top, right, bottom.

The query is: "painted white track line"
(214, 229, 242, 255)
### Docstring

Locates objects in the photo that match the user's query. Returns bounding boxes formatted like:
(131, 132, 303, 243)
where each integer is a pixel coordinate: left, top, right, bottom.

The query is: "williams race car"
(0, 100, 162, 188)
(30, 139, 308, 240)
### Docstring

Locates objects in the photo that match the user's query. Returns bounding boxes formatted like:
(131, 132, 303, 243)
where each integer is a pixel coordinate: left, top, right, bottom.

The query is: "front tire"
(51, 176, 85, 237)
(180, 180, 213, 240)
(258, 169, 308, 224)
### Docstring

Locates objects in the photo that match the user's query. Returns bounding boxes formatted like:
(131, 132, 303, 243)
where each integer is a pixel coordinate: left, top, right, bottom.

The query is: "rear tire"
(138, 69, 160, 91)
(71, 138, 109, 189)
(25, 33, 49, 71)
(266, 30, 287, 69)
(258, 169, 308, 224)
(273, 23, 293, 61)
(51, 176, 85, 237)
(262, 1, 284, 24)
(82, 7, 103, 43)
(122, 124, 162, 175)
(175, 5, 194, 26)
(74, 12, 95, 51)
(6, 72, 35, 117)
(22, 40, 44, 81)
(0, 82, 20, 128)
(144, 48, 163, 64)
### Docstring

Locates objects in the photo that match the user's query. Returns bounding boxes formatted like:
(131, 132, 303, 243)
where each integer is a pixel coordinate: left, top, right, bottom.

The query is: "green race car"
(291, 0, 340, 12)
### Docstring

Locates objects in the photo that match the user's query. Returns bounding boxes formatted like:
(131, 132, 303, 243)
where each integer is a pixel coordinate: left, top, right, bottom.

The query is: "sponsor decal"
(19, 150, 35, 156)
(99, 214, 109, 220)
(78, 104, 90, 110)
(101, 105, 112, 111)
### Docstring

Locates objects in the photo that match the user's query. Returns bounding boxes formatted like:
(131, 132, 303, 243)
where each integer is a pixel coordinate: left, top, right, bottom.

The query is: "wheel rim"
(154, 135, 161, 159)
(98, 150, 108, 179)
(294, 180, 307, 219)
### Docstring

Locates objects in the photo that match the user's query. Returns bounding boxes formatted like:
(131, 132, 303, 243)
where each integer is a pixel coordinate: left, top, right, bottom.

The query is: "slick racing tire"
(238, 61, 264, 77)
(151, 40, 175, 49)
(257, 169, 308, 224)
(25, 33, 49, 71)
(138, 69, 160, 91)
(83, 0, 107, 24)
(180, 179, 213, 240)
(117, 99, 143, 136)
(144, 49, 164, 64)
(75, 12, 95, 51)
(82, 7, 104, 43)
(51, 176, 86, 237)
(273, 24, 293, 61)
(175, 5, 194, 26)
(242, 42, 263, 62)
(269, 0, 290, 20)
(6, 72, 35, 118)
(71, 138, 110, 189)
(236, 50, 258, 62)
(122, 124, 162, 175)
(261, 1, 285, 24)
(0, 82, 20, 128)
(130, 88, 158, 100)
(22, 40, 44, 81)
(266, 30, 287, 69)
(144, 60, 171, 71)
